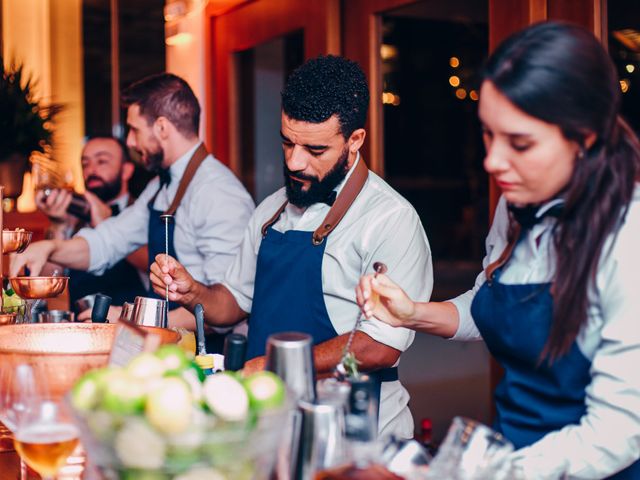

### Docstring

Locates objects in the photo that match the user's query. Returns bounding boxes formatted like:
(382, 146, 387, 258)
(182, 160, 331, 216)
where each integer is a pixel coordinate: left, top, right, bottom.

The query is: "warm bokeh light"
(620, 79, 630, 93)
(626, 64, 635, 73)
(469, 90, 479, 101)
(382, 92, 401, 106)
(166, 32, 193, 46)
(449, 75, 461, 87)
(455, 88, 467, 99)
(449, 56, 460, 68)
(381, 44, 399, 61)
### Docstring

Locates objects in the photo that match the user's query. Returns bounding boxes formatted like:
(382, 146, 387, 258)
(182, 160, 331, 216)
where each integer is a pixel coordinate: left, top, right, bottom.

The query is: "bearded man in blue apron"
(150, 56, 433, 438)
(12, 74, 254, 346)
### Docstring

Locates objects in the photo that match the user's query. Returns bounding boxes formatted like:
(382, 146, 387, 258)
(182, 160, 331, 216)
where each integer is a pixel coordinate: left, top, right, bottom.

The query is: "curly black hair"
(281, 55, 369, 139)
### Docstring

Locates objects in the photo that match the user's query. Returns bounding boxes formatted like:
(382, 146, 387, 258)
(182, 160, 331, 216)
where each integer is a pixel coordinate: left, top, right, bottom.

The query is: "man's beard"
(145, 148, 164, 173)
(284, 147, 350, 208)
(86, 175, 122, 202)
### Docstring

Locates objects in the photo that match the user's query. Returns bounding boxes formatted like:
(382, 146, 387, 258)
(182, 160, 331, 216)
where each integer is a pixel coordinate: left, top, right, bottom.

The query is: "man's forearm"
(182, 282, 248, 328)
(49, 237, 91, 270)
(313, 331, 401, 374)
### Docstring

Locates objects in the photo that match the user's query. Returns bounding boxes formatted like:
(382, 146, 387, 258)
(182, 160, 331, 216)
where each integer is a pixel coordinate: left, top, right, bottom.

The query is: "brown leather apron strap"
(485, 223, 521, 283)
(312, 158, 368, 245)
(164, 143, 209, 215)
(260, 157, 370, 244)
(261, 200, 288, 237)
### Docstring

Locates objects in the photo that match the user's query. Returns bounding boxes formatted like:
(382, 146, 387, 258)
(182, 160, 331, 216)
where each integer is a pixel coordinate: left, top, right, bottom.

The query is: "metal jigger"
(159, 214, 173, 322)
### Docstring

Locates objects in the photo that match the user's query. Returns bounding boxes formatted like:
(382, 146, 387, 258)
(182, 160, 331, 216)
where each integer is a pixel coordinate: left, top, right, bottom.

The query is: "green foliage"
(0, 57, 62, 159)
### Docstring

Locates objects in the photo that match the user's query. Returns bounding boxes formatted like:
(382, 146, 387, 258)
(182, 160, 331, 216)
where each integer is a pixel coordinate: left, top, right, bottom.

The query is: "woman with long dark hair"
(357, 21, 640, 478)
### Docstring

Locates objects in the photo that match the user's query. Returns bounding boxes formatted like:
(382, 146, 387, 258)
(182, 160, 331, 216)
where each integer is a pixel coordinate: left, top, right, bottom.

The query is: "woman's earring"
(577, 148, 586, 160)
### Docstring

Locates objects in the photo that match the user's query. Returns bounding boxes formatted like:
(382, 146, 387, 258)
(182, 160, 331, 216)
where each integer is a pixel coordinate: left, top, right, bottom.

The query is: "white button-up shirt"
(77, 143, 255, 286)
(223, 155, 433, 438)
(450, 191, 640, 479)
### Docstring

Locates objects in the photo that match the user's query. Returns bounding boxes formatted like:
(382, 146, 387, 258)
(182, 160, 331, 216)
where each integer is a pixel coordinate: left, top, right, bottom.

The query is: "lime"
(202, 372, 249, 422)
(127, 353, 167, 380)
(243, 371, 286, 412)
(146, 377, 193, 435)
(155, 345, 191, 375)
(71, 371, 103, 411)
(102, 370, 146, 415)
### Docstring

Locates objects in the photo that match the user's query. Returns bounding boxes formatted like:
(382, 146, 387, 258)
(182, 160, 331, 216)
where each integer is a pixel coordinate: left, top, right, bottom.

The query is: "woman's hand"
(356, 273, 416, 327)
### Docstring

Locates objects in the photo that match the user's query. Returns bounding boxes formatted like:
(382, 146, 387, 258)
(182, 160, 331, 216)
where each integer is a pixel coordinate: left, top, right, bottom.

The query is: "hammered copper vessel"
(9, 276, 69, 299)
(2, 229, 33, 254)
(0, 323, 179, 397)
(0, 323, 180, 475)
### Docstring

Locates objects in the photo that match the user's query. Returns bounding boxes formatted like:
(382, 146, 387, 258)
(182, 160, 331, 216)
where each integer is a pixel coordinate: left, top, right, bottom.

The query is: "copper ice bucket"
(0, 323, 179, 397)
(0, 323, 180, 465)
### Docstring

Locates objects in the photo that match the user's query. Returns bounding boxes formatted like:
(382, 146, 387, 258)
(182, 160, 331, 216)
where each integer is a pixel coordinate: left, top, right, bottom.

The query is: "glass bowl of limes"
(69, 345, 292, 480)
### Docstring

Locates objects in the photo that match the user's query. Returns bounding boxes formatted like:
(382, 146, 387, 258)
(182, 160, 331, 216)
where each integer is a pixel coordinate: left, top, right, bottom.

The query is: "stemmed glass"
(0, 362, 36, 479)
(1, 363, 80, 480)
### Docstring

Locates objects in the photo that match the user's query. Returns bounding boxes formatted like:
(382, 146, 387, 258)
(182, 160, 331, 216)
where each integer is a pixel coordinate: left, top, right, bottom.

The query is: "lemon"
(146, 377, 193, 435)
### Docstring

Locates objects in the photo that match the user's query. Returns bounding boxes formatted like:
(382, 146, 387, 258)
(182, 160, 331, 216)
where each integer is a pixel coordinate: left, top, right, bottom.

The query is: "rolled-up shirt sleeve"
(449, 196, 509, 341)
(188, 179, 255, 286)
(75, 182, 156, 275)
(509, 208, 640, 479)
(358, 205, 432, 352)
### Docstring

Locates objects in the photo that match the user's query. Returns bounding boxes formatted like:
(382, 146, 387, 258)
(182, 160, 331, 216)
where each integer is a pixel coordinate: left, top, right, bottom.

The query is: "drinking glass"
(425, 416, 514, 480)
(0, 363, 37, 480)
(3, 363, 80, 480)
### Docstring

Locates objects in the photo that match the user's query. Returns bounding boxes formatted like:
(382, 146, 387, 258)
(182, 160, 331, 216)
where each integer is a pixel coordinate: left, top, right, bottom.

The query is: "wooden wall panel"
(204, 0, 340, 168)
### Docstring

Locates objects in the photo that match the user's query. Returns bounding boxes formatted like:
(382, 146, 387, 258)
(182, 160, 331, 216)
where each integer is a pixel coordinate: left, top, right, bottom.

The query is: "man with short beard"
(149, 56, 433, 438)
(13, 74, 255, 343)
(35, 136, 148, 310)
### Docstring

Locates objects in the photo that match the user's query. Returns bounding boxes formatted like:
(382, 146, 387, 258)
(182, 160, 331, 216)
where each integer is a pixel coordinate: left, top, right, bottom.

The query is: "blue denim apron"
(146, 144, 209, 311)
(471, 262, 640, 479)
(246, 159, 398, 422)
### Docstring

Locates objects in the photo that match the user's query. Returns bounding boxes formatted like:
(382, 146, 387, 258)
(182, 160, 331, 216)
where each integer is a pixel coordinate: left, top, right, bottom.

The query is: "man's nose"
(287, 145, 309, 172)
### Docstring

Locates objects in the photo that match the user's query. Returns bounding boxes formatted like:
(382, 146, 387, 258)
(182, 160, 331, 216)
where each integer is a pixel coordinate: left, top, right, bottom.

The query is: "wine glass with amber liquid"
(12, 368, 79, 480)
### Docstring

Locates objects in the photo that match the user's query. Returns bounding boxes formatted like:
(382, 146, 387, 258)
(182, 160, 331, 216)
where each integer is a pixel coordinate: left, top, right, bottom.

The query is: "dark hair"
(484, 21, 640, 360)
(121, 73, 200, 138)
(281, 55, 369, 139)
(85, 135, 131, 164)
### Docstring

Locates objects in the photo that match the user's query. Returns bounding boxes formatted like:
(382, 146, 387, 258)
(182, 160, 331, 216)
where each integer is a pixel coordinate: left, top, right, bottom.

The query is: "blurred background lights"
(620, 79, 630, 93)
(449, 56, 460, 68)
(455, 88, 467, 99)
(449, 75, 460, 87)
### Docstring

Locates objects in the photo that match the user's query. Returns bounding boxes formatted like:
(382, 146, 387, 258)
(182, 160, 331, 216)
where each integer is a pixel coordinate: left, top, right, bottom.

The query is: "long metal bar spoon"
(336, 261, 388, 378)
(160, 214, 173, 324)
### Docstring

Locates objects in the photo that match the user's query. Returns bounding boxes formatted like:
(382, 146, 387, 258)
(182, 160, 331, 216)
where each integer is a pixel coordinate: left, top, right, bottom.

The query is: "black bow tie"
(110, 203, 120, 216)
(158, 168, 172, 187)
(508, 202, 563, 230)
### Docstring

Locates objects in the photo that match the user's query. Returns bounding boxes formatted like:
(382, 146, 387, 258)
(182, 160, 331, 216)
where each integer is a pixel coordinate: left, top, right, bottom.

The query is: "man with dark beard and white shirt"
(35, 136, 149, 311)
(12, 74, 254, 341)
(149, 56, 433, 438)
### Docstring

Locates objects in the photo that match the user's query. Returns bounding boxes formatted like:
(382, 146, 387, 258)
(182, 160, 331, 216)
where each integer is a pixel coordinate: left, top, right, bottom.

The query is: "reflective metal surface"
(74, 294, 96, 314)
(37, 309, 75, 323)
(2, 230, 32, 254)
(0, 313, 17, 325)
(9, 276, 69, 299)
(266, 332, 316, 402)
(0, 323, 179, 398)
(131, 296, 167, 327)
(121, 301, 134, 322)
